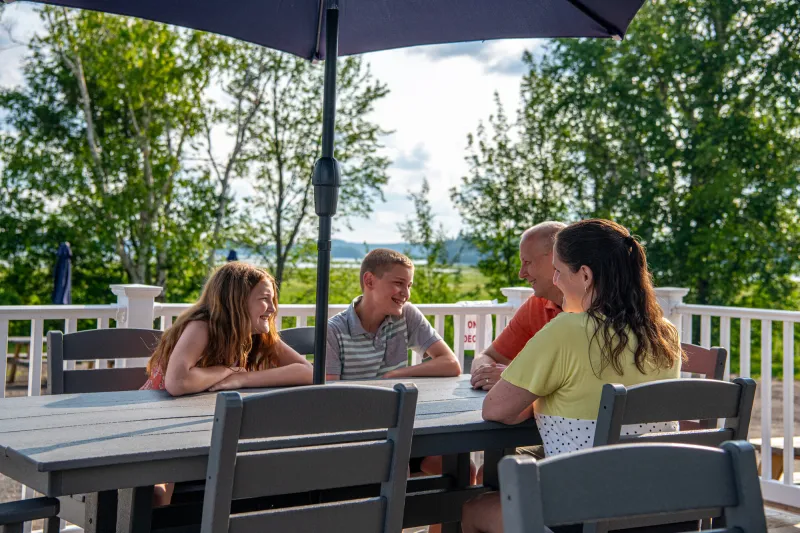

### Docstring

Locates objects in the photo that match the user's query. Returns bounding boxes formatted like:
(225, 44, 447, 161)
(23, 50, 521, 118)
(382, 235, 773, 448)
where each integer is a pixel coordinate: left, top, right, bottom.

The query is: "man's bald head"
(521, 221, 567, 253)
(518, 221, 566, 305)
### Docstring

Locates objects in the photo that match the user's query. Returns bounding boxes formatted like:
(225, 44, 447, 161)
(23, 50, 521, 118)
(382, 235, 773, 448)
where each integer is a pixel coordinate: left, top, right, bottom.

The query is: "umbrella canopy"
(20, 0, 648, 383)
(226, 250, 239, 262)
(52, 242, 72, 305)
(21, 0, 643, 60)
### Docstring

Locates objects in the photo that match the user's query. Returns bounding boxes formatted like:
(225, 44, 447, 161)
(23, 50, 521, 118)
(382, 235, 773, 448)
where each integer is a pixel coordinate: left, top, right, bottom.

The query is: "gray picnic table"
(0, 375, 540, 533)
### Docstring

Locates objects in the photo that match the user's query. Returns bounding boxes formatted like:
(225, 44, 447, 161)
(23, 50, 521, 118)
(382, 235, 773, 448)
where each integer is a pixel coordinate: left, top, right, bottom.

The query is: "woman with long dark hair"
(462, 219, 683, 533)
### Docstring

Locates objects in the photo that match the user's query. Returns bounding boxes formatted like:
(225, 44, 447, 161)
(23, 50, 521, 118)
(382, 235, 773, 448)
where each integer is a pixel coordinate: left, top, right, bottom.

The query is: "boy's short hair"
(360, 249, 414, 290)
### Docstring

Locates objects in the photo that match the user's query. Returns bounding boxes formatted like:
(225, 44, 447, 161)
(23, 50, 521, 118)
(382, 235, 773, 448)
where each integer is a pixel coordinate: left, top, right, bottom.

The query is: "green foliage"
(230, 48, 391, 286)
(0, 8, 224, 301)
(0, 8, 391, 303)
(454, 0, 800, 308)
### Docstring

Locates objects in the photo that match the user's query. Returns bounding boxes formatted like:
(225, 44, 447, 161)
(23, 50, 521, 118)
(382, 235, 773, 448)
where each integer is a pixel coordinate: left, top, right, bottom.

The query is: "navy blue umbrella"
(52, 242, 72, 305)
(22, 0, 647, 383)
(226, 250, 239, 262)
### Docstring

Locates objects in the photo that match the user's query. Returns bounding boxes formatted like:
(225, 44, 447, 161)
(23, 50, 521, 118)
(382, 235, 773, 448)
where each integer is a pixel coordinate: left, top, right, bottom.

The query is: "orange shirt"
(492, 295, 561, 361)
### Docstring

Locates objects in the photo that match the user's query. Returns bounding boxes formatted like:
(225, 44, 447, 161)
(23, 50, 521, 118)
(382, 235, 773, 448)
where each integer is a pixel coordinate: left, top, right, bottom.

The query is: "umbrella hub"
(312, 156, 341, 217)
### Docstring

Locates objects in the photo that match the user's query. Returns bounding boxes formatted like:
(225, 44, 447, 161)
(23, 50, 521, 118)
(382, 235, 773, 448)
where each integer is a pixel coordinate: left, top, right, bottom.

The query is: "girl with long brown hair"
(142, 262, 312, 395)
(462, 219, 683, 533)
(142, 262, 312, 505)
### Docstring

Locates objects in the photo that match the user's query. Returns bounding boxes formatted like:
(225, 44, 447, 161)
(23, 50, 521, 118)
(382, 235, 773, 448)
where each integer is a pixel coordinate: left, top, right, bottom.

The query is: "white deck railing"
(673, 301, 799, 508)
(2, 284, 798, 508)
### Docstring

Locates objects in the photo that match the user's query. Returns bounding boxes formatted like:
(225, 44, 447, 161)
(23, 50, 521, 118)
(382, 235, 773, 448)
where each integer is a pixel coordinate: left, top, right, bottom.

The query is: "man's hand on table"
(470, 363, 507, 390)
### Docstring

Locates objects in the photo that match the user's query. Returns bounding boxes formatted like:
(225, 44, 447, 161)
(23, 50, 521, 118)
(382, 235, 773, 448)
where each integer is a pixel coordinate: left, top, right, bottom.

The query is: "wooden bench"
(5, 337, 32, 384)
(749, 437, 800, 481)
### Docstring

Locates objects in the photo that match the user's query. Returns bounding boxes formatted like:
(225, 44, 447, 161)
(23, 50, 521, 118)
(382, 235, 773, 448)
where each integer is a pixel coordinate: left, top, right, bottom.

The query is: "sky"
(0, 3, 544, 244)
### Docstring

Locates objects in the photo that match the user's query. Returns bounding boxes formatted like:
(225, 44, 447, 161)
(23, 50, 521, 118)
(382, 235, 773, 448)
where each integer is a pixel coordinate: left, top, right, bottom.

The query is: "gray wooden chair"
(681, 343, 727, 381)
(47, 329, 162, 394)
(499, 441, 767, 533)
(590, 377, 756, 533)
(594, 377, 755, 448)
(680, 344, 728, 431)
(279, 326, 315, 355)
(46, 328, 161, 530)
(0, 497, 61, 533)
(201, 382, 418, 533)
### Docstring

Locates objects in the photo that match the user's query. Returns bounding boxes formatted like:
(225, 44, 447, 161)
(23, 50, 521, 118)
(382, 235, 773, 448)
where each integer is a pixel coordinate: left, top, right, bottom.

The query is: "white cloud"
(0, 4, 542, 243)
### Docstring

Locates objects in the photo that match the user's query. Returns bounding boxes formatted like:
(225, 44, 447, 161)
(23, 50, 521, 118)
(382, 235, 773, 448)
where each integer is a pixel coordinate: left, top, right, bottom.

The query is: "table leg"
(84, 491, 117, 533)
(482, 448, 515, 490)
(441, 453, 471, 533)
(116, 486, 154, 533)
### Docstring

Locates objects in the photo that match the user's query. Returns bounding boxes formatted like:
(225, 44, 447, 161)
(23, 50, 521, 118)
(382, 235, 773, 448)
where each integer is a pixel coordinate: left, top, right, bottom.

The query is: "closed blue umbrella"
(226, 250, 239, 262)
(21, 0, 648, 383)
(52, 242, 72, 305)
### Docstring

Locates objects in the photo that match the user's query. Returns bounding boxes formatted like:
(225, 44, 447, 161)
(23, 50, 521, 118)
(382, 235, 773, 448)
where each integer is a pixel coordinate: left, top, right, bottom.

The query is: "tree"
(0, 8, 226, 300)
(232, 49, 391, 286)
(451, 94, 571, 292)
(455, 0, 800, 306)
(400, 178, 462, 303)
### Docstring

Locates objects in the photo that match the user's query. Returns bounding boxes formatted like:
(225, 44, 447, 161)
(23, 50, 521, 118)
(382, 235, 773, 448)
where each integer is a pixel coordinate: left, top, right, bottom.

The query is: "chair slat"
(621, 379, 742, 424)
(63, 367, 149, 394)
(62, 329, 162, 361)
(228, 497, 385, 533)
(239, 385, 399, 439)
(620, 428, 736, 447)
(232, 441, 392, 499)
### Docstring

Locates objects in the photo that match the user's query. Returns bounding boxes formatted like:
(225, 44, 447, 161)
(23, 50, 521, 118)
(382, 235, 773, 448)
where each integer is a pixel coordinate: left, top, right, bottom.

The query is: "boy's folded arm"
(387, 340, 461, 378)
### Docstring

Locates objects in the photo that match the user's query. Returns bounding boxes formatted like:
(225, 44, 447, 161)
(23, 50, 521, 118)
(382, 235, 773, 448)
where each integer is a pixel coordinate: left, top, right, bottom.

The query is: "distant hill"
(331, 237, 481, 265)
(219, 237, 483, 266)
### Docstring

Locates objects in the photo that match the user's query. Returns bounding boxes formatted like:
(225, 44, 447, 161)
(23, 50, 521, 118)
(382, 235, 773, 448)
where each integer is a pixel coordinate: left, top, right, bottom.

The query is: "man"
(326, 247, 461, 380)
(470, 221, 565, 389)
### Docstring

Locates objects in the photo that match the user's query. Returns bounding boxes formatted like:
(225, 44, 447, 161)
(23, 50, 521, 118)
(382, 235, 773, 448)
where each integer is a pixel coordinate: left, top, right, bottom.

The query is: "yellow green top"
(502, 312, 681, 420)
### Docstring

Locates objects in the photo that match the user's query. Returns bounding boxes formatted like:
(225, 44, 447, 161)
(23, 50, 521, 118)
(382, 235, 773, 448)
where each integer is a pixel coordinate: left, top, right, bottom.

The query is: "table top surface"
(0, 375, 536, 474)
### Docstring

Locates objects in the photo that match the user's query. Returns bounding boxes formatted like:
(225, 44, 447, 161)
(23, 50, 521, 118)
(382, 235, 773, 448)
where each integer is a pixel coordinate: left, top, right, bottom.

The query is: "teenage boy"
(326, 248, 461, 381)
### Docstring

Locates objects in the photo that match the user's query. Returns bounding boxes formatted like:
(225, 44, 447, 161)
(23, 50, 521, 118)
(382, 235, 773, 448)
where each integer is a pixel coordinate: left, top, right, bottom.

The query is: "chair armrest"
(0, 498, 60, 525)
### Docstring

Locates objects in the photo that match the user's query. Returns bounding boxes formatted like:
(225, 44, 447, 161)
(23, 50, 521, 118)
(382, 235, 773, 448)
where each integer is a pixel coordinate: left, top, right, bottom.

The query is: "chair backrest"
(680, 344, 729, 430)
(499, 441, 767, 533)
(279, 327, 315, 355)
(682, 343, 727, 380)
(201, 383, 418, 533)
(593, 378, 756, 448)
(47, 329, 162, 394)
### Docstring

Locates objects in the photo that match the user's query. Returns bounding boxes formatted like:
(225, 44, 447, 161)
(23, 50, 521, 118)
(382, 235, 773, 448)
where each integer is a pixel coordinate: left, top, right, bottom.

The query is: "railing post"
(654, 287, 690, 339)
(500, 287, 534, 310)
(110, 284, 163, 367)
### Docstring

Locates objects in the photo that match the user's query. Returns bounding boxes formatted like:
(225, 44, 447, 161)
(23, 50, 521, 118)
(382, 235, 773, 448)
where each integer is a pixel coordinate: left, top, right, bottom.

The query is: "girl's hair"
(554, 219, 682, 375)
(146, 262, 280, 375)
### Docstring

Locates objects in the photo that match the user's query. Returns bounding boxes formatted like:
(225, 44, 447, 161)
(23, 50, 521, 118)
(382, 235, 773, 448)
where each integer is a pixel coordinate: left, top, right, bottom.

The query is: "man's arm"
(470, 344, 513, 390)
(471, 344, 512, 371)
(383, 340, 461, 378)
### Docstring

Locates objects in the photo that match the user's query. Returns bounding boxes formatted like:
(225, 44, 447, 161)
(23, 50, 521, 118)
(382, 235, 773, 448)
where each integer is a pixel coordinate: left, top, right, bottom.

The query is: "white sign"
(459, 301, 496, 351)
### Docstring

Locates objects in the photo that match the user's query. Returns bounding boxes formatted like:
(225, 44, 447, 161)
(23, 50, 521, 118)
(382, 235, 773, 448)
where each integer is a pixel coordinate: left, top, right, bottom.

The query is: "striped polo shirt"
(326, 296, 441, 380)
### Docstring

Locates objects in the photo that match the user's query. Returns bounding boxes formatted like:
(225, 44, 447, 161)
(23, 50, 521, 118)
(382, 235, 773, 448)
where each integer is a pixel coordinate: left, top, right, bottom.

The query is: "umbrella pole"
(311, 5, 340, 385)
